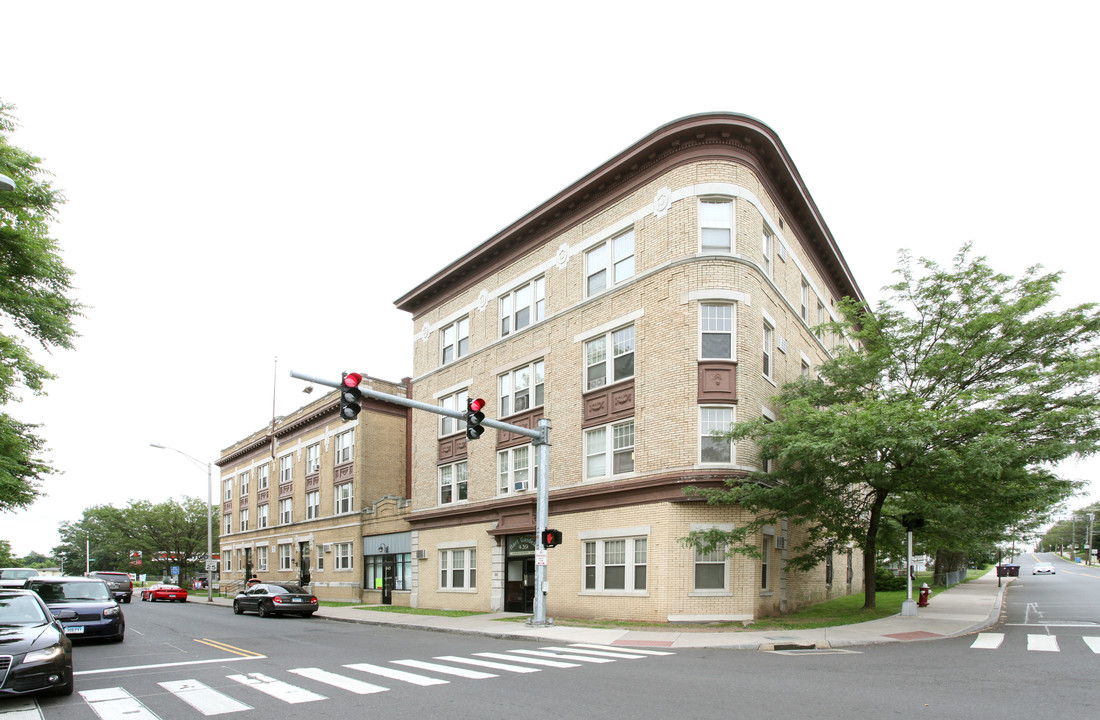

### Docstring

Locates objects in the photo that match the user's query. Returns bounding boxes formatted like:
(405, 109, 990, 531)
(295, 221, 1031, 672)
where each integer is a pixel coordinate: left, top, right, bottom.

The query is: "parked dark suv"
(86, 571, 133, 603)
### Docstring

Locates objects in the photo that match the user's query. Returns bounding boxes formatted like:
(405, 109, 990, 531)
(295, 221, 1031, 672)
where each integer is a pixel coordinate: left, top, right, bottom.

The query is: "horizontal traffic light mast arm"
(289, 370, 544, 442)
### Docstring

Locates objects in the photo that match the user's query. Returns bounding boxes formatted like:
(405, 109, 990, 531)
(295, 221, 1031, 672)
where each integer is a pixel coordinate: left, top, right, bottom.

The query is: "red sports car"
(141, 584, 188, 602)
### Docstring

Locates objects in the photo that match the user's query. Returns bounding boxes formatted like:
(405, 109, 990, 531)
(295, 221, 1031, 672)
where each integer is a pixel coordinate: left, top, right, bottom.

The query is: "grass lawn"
(349, 605, 490, 618)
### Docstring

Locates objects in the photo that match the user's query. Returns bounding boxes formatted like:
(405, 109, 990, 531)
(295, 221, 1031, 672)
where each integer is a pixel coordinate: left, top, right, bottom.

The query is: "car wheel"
(233, 600, 243, 615)
(258, 602, 272, 618)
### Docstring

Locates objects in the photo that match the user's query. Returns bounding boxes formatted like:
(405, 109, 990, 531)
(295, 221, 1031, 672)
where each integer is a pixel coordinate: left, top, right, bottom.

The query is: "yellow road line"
(194, 638, 265, 657)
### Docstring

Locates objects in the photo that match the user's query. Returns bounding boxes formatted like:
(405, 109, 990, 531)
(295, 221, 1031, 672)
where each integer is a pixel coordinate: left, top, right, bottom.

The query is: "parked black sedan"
(0, 589, 74, 696)
(232, 582, 318, 618)
(25, 576, 125, 642)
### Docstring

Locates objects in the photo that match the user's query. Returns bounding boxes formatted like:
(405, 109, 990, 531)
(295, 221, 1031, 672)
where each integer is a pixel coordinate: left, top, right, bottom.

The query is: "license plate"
(63, 625, 85, 634)
(291, 598, 302, 603)
(168, 594, 179, 598)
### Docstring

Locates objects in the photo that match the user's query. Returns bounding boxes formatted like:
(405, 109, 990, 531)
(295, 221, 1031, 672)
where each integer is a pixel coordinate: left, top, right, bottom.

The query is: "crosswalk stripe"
(344, 662, 449, 686)
(435, 655, 541, 673)
(474, 651, 580, 668)
(159, 679, 253, 715)
(1082, 637, 1100, 654)
(392, 659, 497, 679)
(570, 643, 676, 656)
(0, 698, 40, 720)
(79, 687, 161, 720)
(1026, 634, 1060, 652)
(541, 645, 648, 659)
(509, 649, 615, 663)
(288, 668, 390, 694)
(227, 672, 327, 703)
(970, 633, 1005, 649)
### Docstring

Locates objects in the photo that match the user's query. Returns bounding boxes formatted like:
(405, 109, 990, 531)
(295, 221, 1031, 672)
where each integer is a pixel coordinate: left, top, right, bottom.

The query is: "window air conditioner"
(775, 537, 787, 550)
(414, 549, 428, 560)
(514, 480, 530, 492)
(323, 543, 332, 553)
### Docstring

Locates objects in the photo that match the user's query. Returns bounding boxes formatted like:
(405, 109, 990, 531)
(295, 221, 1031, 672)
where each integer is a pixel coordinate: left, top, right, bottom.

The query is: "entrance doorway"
(382, 556, 395, 605)
(298, 542, 311, 586)
(504, 534, 536, 613)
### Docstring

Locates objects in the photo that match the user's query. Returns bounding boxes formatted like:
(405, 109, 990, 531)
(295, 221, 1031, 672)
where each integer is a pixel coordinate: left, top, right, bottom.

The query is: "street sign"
(205, 560, 219, 571)
(535, 548, 548, 566)
(170, 565, 179, 576)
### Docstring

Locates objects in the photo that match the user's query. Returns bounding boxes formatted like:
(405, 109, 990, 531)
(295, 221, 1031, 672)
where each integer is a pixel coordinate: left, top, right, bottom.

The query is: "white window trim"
(698, 197, 734, 253)
(334, 482, 354, 515)
(583, 419, 635, 481)
(498, 359, 545, 418)
(438, 546, 477, 592)
(689, 523, 734, 596)
(333, 542, 354, 571)
(305, 443, 321, 475)
(334, 429, 354, 465)
(278, 543, 293, 571)
(500, 276, 546, 337)
(584, 324, 635, 391)
(699, 302, 736, 361)
(438, 460, 468, 506)
(585, 227, 635, 297)
(698, 405, 735, 466)
(497, 445, 537, 496)
(579, 535, 649, 596)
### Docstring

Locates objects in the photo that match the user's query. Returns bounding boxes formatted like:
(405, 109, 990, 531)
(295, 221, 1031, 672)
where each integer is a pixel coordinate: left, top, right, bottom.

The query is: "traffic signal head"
(540, 529, 563, 548)
(340, 372, 362, 421)
(465, 397, 486, 440)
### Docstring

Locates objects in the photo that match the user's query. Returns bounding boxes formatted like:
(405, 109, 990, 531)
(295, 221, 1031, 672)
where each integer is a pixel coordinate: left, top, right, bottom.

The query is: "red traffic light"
(343, 372, 363, 388)
(469, 397, 485, 413)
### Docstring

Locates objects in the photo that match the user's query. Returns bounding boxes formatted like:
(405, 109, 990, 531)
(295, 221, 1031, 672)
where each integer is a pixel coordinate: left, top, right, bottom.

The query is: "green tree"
(686, 246, 1100, 607)
(0, 101, 83, 512)
(0, 539, 12, 566)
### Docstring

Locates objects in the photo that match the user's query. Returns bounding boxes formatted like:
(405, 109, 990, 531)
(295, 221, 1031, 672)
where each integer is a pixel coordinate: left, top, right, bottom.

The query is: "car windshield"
(30, 581, 111, 602)
(0, 569, 37, 580)
(0, 594, 48, 625)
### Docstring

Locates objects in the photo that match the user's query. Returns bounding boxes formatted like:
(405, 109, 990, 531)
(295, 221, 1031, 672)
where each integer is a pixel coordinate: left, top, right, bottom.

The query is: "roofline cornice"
(394, 112, 864, 316)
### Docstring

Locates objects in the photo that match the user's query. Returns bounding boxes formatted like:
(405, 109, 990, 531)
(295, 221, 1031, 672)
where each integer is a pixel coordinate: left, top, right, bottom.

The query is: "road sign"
(205, 560, 219, 571)
(170, 565, 179, 576)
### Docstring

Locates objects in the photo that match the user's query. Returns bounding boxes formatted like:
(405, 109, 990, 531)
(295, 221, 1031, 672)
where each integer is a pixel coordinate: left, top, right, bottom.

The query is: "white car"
(1033, 562, 1055, 575)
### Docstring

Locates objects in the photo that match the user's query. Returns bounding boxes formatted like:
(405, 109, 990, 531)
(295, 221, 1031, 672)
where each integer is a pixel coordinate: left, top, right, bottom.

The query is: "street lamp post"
(150, 443, 214, 602)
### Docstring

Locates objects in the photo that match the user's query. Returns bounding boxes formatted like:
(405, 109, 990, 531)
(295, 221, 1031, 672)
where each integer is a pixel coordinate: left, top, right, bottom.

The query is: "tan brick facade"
(216, 376, 412, 604)
(395, 114, 867, 623)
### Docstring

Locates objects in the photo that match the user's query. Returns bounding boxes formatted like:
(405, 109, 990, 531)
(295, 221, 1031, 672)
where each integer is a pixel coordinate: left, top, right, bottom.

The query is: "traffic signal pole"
(290, 371, 556, 626)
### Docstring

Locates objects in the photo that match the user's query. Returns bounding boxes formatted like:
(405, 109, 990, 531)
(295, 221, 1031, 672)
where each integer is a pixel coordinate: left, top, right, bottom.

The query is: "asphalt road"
(9, 561, 1098, 720)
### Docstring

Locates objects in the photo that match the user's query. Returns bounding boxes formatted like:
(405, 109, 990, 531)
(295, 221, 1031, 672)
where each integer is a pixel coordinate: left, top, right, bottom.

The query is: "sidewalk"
(198, 569, 1012, 651)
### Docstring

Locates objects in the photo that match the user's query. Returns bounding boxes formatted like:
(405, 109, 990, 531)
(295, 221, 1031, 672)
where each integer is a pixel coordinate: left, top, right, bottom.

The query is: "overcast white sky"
(3, 2, 1098, 557)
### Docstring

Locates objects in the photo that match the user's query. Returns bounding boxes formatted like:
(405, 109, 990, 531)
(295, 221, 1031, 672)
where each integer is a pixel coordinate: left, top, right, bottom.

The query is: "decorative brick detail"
(279, 482, 293, 499)
(238, 496, 249, 510)
(305, 474, 320, 492)
(582, 380, 635, 429)
(256, 488, 269, 504)
(438, 435, 467, 464)
(333, 463, 354, 485)
(222, 500, 233, 513)
(496, 407, 543, 450)
(698, 361, 738, 403)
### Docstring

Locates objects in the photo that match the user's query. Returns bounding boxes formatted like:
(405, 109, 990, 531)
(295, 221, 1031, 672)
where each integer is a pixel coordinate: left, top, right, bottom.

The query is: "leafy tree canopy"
(0, 100, 83, 513)
(686, 246, 1100, 607)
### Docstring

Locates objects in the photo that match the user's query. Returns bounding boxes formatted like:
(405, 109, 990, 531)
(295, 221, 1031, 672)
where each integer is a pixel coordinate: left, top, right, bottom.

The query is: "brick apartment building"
(216, 377, 414, 605)
(395, 113, 867, 622)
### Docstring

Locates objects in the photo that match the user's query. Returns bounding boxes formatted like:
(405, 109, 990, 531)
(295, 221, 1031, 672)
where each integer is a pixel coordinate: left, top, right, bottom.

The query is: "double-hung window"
(586, 228, 634, 296)
(334, 483, 353, 514)
(585, 325, 634, 390)
(761, 229, 774, 277)
(239, 471, 250, 496)
(583, 536, 647, 592)
(498, 445, 537, 494)
(441, 316, 470, 364)
(306, 490, 320, 520)
(279, 544, 292, 571)
(279, 497, 292, 524)
(700, 199, 733, 252)
(224, 514, 232, 535)
(305, 443, 320, 474)
(239, 508, 249, 532)
(256, 464, 269, 490)
(694, 546, 726, 591)
(334, 542, 353, 570)
(761, 536, 772, 590)
(700, 304, 734, 359)
(439, 461, 468, 504)
(499, 360, 544, 417)
(279, 454, 293, 484)
(257, 503, 269, 529)
(800, 278, 810, 322)
(584, 420, 635, 479)
(700, 407, 734, 463)
(500, 277, 545, 336)
(439, 547, 476, 590)
(223, 479, 232, 502)
(334, 429, 354, 465)
(439, 390, 469, 437)
(256, 545, 268, 572)
(762, 321, 774, 379)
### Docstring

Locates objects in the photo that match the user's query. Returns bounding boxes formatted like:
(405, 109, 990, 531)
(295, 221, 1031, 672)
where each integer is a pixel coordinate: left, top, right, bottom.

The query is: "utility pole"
(290, 370, 557, 627)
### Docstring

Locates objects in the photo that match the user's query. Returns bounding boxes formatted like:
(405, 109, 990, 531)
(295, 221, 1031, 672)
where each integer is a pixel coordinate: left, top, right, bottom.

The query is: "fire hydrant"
(917, 582, 930, 607)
